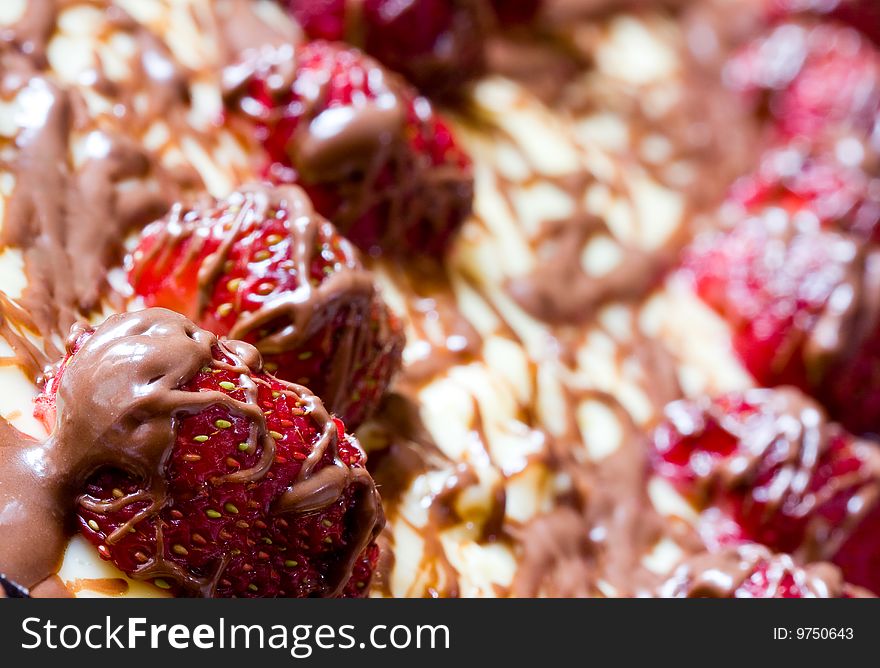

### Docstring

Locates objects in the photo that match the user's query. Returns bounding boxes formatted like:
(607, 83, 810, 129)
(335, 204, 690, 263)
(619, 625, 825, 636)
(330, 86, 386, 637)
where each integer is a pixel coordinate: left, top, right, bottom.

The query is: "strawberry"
(225, 41, 473, 259)
(128, 185, 404, 429)
(36, 309, 383, 598)
(660, 543, 869, 598)
(286, 0, 488, 96)
(728, 143, 880, 241)
(683, 204, 880, 434)
(727, 22, 880, 141)
(650, 388, 880, 594)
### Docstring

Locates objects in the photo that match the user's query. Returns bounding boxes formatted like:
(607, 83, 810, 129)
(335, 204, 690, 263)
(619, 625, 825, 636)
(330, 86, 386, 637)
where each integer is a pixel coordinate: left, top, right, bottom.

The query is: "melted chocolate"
(484, 0, 763, 324)
(509, 508, 597, 597)
(209, 0, 303, 66)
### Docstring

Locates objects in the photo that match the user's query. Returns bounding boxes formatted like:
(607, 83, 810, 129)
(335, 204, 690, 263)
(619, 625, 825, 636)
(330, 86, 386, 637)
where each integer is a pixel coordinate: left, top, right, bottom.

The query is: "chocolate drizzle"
(208, 0, 303, 67)
(2, 77, 174, 340)
(377, 262, 482, 385)
(0, 292, 50, 382)
(482, 1, 763, 325)
(524, 388, 671, 597)
(509, 508, 597, 597)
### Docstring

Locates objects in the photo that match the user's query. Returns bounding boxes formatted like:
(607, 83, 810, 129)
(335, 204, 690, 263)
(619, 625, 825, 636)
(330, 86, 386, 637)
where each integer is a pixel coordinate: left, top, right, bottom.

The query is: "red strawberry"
(650, 388, 880, 594)
(287, 0, 488, 96)
(36, 309, 383, 598)
(683, 205, 880, 434)
(660, 543, 870, 598)
(726, 22, 880, 139)
(128, 185, 404, 429)
(728, 143, 880, 241)
(226, 41, 473, 259)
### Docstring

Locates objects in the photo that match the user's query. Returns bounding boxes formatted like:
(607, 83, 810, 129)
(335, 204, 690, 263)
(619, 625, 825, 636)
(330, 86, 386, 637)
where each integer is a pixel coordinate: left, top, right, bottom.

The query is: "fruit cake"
(0, 0, 879, 599)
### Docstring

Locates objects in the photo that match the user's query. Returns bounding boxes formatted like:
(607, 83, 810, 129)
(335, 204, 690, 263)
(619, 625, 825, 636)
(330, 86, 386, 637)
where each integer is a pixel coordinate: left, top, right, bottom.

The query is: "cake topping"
(1, 308, 382, 597)
(224, 40, 473, 259)
(128, 184, 404, 428)
(0, 72, 181, 353)
(650, 387, 880, 594)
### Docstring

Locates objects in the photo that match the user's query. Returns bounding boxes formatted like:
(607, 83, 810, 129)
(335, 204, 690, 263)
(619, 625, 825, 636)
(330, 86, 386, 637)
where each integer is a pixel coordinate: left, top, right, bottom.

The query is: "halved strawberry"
(225, 41, 473, 259)
(650, 388, 880, 594)
(660, 543, 870, 598)
(128, 185, 404, 429)
(36, 309, 383, 598)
